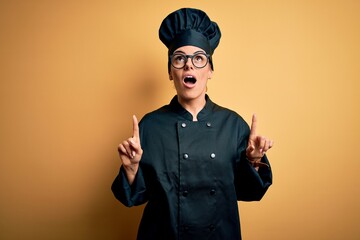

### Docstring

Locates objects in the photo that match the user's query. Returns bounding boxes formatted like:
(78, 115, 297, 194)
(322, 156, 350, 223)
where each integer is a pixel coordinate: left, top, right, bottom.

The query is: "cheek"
(172, 77, 182, 89)
(170, 69, 181, 81)
(199, 70, 211, 83)
(200, 66, 212, 80)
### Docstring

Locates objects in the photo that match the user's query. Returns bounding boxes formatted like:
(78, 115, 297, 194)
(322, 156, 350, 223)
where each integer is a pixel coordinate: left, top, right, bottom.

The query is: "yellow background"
(1, 0, 359, 239)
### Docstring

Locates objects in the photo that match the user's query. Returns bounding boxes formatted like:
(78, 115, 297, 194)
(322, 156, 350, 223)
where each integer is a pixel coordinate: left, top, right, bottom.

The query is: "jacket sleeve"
(111, 165, 148, 207)
(235, 151, 273, 201)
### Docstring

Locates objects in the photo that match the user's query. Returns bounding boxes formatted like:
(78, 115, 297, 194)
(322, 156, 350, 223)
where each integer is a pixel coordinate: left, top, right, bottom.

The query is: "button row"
(182, 224, 216, 232)
(183, 153, 216, 159)
(181, 189, 216, 196)
(180, 122, 212, 128)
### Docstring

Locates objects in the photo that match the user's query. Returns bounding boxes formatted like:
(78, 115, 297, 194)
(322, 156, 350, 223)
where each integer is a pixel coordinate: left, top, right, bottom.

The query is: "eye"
(173, 54, 186, 63)
(193, 54, 205, 63)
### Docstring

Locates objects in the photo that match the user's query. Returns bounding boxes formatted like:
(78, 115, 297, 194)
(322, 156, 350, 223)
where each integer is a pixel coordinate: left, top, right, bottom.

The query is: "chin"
(178, 91, 205, 101)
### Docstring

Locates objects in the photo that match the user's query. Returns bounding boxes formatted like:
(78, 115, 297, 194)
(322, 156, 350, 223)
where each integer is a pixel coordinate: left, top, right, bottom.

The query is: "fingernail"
(132, 151, 135, 157)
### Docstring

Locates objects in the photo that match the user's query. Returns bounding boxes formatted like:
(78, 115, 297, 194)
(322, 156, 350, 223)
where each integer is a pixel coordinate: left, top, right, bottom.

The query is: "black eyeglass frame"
(169, 52, 211, 69)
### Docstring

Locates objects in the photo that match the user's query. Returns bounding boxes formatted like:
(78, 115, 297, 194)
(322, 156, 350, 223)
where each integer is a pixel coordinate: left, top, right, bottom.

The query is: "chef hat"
(159, 8, 221, 72)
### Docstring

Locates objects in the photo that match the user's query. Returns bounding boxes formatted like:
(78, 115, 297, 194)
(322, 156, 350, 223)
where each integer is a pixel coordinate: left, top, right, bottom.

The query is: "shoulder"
(138, 103, 176, 128)
(141, 104, 172, 120)
(210, 100, 248, 126)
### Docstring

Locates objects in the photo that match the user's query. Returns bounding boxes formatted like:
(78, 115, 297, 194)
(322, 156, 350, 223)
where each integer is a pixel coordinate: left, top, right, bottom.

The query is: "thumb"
(246, 142, 255, 154)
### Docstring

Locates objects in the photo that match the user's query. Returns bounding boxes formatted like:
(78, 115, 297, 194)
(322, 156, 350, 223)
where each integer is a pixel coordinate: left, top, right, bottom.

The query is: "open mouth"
(184, 76, 197, 85)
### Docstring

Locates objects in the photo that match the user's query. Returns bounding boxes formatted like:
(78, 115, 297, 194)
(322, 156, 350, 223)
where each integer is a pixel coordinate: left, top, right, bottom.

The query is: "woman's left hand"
(246, 114, 274, 168)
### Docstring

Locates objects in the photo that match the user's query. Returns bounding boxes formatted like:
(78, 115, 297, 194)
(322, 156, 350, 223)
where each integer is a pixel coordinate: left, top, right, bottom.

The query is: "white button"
(183, 153, 189, 159)
(206, 122, 212, 127)
(181, 123, 186, 128)
(210, 153, 216, 159)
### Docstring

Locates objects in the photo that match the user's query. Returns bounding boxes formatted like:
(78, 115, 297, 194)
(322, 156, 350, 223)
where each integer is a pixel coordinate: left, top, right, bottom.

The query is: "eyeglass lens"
(171, 53, 209, 69)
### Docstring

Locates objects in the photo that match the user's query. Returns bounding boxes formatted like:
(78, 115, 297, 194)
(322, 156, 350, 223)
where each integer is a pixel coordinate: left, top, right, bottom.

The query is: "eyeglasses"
(170, 52, 210, 69)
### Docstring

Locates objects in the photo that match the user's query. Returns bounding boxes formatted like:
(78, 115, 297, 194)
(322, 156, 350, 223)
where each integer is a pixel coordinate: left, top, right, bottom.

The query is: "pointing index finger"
(250, 114, 258, 137)
(132, 115, 140, 140)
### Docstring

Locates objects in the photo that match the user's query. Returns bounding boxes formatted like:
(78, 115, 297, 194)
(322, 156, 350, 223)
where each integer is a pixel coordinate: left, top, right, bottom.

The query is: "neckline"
(169, 94, 213, 121)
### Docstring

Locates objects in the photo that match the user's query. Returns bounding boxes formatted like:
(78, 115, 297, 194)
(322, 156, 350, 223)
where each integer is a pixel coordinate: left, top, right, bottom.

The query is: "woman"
(112, 8, 273, 240)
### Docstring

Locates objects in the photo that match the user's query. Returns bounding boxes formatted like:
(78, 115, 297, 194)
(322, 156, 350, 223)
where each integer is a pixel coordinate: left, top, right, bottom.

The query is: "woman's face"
(169, 45, 213, 104)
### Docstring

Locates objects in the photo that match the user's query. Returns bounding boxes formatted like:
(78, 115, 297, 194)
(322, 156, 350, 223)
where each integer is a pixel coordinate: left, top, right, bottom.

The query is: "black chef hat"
(159, 8, 221, 72)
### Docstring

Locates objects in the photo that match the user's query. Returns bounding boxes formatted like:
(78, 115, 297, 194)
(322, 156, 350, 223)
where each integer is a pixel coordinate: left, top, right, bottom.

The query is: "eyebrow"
(173, 50, 206, 55)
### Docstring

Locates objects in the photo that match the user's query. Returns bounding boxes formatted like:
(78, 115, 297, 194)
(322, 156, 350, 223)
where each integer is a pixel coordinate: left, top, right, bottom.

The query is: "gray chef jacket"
(112, 95, 272, 240)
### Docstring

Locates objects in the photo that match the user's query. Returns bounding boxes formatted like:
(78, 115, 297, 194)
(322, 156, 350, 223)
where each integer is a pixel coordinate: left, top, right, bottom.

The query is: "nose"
(184, 57, 194, 70)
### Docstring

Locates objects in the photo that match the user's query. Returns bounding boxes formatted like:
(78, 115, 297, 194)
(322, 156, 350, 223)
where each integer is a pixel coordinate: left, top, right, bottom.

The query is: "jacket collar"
(169, 94, 214, 121)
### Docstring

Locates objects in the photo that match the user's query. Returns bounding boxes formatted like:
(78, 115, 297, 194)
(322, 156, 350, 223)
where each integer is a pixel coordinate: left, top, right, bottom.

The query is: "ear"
(208, 70, 213, 79)
(169, 74, 173, 80)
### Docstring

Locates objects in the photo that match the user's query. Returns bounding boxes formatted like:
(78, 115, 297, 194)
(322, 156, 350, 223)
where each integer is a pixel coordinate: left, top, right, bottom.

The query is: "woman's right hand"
(118, 115, 143, 184)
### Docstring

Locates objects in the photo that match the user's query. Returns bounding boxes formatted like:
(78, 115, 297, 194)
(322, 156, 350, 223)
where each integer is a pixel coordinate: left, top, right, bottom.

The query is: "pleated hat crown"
(159, 8, 221, 71)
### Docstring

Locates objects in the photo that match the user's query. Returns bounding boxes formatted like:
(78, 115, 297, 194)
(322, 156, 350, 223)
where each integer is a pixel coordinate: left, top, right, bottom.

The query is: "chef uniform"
(112, 8, 273, 240)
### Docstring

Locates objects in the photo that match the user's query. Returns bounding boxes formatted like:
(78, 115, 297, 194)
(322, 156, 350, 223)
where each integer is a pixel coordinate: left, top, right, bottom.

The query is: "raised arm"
(246, 114, 273, 170)
(117, 115, 143, 185)
(235, 114, 274, 201)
